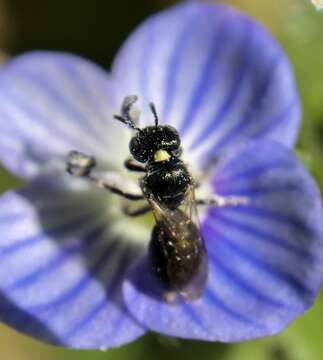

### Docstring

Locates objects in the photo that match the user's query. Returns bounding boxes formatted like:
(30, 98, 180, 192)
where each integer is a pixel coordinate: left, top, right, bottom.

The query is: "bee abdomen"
(149, 224, 202, 291)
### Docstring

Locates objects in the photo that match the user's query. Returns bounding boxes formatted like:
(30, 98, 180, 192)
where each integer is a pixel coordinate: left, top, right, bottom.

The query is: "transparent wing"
(181, 184, 208, 300)
(148, 186, 208, 301)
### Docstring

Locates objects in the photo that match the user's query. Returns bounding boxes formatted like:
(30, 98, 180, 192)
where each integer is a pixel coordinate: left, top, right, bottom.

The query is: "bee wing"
(183, 183, 200, 230)
(180, 184, 208, 300)
(148, 186, 208, 300)
(147, 184, 200, 234)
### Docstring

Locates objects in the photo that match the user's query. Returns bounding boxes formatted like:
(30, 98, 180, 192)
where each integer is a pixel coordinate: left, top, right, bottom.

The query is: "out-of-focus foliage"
(280, 1, 323, 187)
(0, 0, 322, 359)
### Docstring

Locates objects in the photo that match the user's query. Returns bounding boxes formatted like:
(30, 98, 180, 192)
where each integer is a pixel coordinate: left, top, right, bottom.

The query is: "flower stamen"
(66, 150, 144, 201)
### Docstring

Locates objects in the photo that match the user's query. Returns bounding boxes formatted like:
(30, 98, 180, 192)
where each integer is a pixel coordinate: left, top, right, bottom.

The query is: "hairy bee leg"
(124, 158, 146, 172)
(87, 176, 144, 200)
(66, 150, 144, 201)
(122, 204, 151, 217)
(197, 194, 249, 207)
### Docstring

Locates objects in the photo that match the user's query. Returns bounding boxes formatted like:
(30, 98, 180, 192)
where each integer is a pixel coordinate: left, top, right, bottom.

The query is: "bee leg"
(124, 157, 146, 172)
(122, 204, 151, 217)
(88, 177, 144, 200)
(66, 150, 144, 201)
(197, 194, 249, 207)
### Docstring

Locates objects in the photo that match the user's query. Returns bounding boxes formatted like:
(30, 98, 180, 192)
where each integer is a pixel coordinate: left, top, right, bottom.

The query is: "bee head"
(114, 99, 181, 163)
(129, 125, 180, 163)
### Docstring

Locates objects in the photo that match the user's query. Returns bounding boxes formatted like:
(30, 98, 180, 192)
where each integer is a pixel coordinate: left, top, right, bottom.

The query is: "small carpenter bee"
(118, 98, 208, 300)
(67, 96, 247, 301)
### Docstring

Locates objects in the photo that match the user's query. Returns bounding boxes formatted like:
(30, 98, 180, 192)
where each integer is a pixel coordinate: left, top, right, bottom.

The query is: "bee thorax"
(143, 156, 190, 208)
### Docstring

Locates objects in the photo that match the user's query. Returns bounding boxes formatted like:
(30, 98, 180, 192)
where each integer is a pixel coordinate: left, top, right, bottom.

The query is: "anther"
(66, 150, 96, 177)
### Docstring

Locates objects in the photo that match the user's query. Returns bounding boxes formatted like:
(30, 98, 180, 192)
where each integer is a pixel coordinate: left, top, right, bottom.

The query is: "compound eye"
(129, 135, 149, 163)
(161, 126, 181, 151)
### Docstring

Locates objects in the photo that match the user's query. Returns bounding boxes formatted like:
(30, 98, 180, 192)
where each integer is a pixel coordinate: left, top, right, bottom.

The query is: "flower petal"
(0, 182, 146, 349)
(0, 52, 129, 179)
(123, 141, 323, 342)
(112, 3, 300, 168)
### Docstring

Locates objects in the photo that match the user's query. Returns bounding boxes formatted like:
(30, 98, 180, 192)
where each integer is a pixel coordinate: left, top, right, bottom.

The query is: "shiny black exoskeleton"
(144, 156, 190, 209)
(130, 125, 191, 209)
(130, 125, 180, 163)
(115, 99, 207, 300)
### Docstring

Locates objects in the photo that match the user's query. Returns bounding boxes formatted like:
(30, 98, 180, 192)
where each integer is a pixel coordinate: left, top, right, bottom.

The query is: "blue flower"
(0, 2, 322, 350)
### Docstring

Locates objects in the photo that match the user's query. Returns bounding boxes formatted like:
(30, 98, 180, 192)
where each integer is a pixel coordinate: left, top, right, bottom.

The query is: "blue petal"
(0, 182, 146, 349)
(123, 141, 323, 342)
(0, 52, 129, 179)
(112, 3, 300, 168)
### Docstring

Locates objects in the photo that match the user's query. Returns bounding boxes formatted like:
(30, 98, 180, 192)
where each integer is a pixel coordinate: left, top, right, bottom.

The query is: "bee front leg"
(122, 204, 151, 217)
(124, 157, 146, 172)
(66, 151, 144, 201)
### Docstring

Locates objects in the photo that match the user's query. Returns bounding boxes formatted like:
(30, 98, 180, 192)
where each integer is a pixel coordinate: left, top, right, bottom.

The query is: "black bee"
(67, 95, 208, 300)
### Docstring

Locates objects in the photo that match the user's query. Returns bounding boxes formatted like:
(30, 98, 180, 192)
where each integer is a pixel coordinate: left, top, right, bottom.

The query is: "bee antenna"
(149, 102, 159, 127)
(113, 115, 140, 132)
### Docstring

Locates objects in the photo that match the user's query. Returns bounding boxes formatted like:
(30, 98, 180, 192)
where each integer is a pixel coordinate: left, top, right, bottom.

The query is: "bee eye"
(129, 126, 181, 163)
(129, 135, 150, 163)
(160, 126, 180, 151)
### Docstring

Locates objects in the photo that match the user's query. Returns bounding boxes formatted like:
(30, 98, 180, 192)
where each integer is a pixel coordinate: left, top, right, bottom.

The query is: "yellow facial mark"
(154, 149, 171, 162)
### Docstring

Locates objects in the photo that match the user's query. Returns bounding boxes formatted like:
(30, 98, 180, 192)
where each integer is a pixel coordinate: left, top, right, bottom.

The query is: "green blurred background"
(0, 0, 322, 359)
